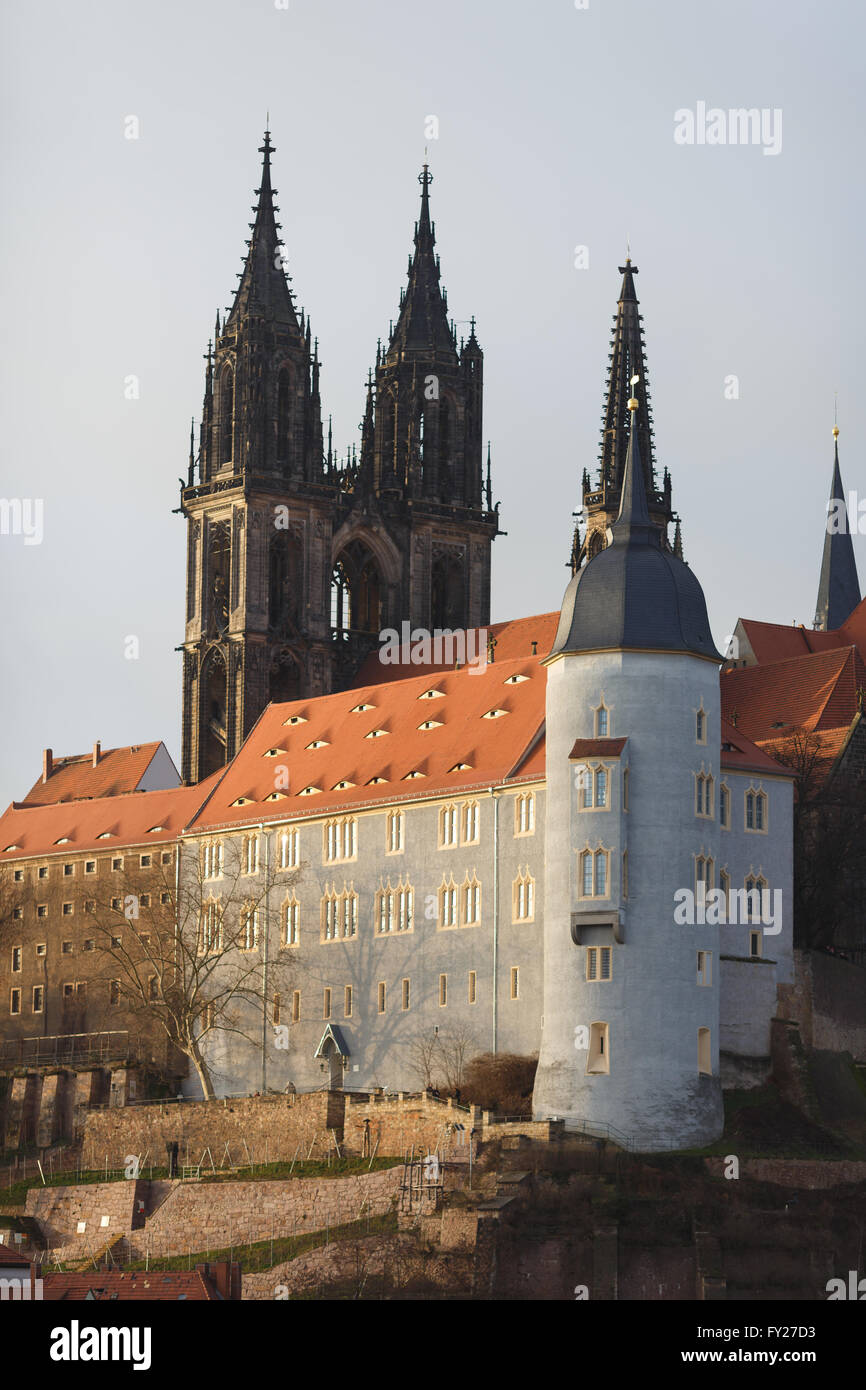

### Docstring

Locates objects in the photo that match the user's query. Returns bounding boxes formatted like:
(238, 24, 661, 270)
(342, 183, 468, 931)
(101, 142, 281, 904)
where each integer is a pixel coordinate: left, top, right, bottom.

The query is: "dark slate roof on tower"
(225, 129, 300, 332)
(549, 385, 721, 661)
(387, 164, 457, 359)
(814, 430, 862, 630)
(597, 259, 657, 493)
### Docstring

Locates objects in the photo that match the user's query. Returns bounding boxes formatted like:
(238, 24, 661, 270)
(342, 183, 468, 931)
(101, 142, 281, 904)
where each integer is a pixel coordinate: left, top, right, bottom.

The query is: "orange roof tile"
(21, 742, 176, 807)
(191, 654, 548, 830)
(721, 647, 866, 745)
(719, 718, 795, 778)
(569, 738, 628, 758)
(738, 619, 844, 665)
(41, 1270, 218, 1300)
(0, 772, 223, 863)
(352, 612, 561, 686)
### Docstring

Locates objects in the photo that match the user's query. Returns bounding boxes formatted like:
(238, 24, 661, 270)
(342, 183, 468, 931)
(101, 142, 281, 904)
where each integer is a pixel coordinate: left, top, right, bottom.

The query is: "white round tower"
(533, 383, 724, 1150)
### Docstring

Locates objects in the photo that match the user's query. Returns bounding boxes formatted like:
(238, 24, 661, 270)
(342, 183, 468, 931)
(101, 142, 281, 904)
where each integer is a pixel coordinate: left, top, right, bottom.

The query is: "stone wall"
(25, 1179, 144, 1256)
(342, 1092, 479, 1158)
(703, 1156, 866, 1189)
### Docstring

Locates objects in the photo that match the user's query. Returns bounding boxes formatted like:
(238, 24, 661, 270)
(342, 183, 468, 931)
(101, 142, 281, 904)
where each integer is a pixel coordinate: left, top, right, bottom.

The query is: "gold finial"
(628, 373, 640, 412)
(833, 392, 839, 439)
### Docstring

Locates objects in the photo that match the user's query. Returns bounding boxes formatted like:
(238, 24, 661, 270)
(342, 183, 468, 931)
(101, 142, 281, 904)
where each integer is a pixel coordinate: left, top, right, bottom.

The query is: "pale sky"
(1, 0, 863, 807)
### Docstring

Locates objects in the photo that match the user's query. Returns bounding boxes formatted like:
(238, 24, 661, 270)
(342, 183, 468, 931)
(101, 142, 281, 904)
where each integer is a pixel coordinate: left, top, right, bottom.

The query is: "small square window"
(84, 900, 95, 913)
(140, 854, 152, 868)
(13, 869, 23, 883)
(112, 858, 123, 871)
(85, 860, 97, 874)
(38, 866, 48, 879)
(35, 943, 46, 957)
(160, 892, 171, 905)
(63, 863, 74, 877)
(111, 935, 121, 948)
(83, 940, 95, 952)
(63, 983, 74, 998)
(140, 893, 151, 908)
(37, 905, 48, 919)
(12, 907, 22, 920)
(161, 851, 172, 865)
(61, 941, 73, 954)
(62, 902, 74, 916)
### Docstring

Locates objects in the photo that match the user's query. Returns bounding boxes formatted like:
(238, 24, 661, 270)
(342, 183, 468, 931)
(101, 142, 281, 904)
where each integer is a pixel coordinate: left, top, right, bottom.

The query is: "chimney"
(42, 749, 53, 783)
(92, 741, 101, 767)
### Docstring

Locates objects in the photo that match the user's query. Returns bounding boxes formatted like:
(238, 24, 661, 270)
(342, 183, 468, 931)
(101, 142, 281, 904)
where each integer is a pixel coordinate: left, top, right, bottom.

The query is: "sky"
(1, 0, 864, 808)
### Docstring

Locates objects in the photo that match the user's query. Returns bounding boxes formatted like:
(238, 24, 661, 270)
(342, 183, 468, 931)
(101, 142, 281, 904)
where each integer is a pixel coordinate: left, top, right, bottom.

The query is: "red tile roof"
(0, 1242, 28, 1264)
(21, 743, 175, 807)
(191, 654, 549, 830)
(721, 646, 866, 745)
(569, 738, 628, 759)
(738, 596, 866, 668)
(40, 1270, 218, 1300)
(719, 718, 796, 778)
(0, 773, 224, 863)
(353, 612, 561, 686)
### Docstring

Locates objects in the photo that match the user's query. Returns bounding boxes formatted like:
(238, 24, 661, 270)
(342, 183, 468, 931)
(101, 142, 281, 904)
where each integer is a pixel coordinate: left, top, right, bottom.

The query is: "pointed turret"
(386, 164, 457, 361)
(574, 258, 674, 569)
(815, 427, 862, 630)
(225, 129, 300, 332)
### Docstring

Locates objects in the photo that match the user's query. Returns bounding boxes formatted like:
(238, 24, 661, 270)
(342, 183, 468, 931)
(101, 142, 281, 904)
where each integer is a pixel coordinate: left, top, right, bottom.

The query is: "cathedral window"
(594, 702, 609, 737)
(376, 880, 414, 934)
(438, 876, 458, 929)
(515, 792, 535, 836)
(462, 873, 481, 926)
(745, 788, 767, 833)
(695, 772, 714, 819)
(321, 886, 358, 942)
(719, 783, 730, 829)
(461, 801, 480, 844)
(278, 828, 299, 869)
(242, 835, 260, 875)
(579, 848, 609, 898)
(280, 896, 300, 948)
(219, 365, 234, 465)
(239, 906, 259, 952)
(695, 855, 714, 894)
(697, 1028, 712, 1075)
(719, 868, 730, 913)
(331, 540, 381, 635)
(586, 946, 612, 981)
(580, 764, 611, 811)
(696, 707, 707, 744)
(439, 804, 458, 848)
(386, 810, 405, 854)
(324, 817, 357, 864)
(513, 868, 535, 922)
(202, 841, 223, 879)
(198, 900, 222, 954)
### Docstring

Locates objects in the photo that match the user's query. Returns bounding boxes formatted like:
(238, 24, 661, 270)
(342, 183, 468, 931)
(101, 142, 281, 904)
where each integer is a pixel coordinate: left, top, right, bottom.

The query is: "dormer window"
(367, 776, 388, 785)
(147, 826, 164, 834)
(230, 797, 254, 807)
(418, 689, 446, 700)
(594, 703, 609, 738)
(332, 780, 356, 791)
(449, 762, 472, 773)
(97, 832, 114, 839)
(306, 740, 329, 750)
(284, 714, 307, 726)
(418, 720, 443, 731)
(403, 770, 425, 780)
(366, 729, 389, 739)
(298, 785, 321, 796)
(264, 791, 288, 801)
(350, 702, 375, 713)
(503, 673, 529, 685)
(482, 709, 508, 719)
(263, 748, 284, 758)
(55, 838, 72, 846)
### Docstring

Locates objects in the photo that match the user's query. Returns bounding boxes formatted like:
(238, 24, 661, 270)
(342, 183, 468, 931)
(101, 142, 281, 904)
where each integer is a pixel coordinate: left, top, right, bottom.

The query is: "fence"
(0, 1032, 135, 1068)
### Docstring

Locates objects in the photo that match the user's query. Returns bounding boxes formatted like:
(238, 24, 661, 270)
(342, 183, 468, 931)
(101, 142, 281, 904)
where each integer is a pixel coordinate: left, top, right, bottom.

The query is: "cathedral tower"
(814, 424, 861, 630)
(179, 139, 500, 783)
(179, 129, 332, 784)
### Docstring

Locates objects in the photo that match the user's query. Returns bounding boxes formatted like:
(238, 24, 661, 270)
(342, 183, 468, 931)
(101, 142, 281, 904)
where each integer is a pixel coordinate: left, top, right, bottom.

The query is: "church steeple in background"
(571, 259, 675, 572)
(814, 424, 862, 630)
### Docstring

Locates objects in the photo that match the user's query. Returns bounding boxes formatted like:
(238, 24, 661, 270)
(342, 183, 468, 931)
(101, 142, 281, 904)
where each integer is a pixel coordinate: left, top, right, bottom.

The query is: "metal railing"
(0, 1032, 135, 1068)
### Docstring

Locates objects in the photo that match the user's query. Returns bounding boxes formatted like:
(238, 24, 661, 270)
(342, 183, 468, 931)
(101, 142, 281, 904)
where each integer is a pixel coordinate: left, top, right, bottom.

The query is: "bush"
(460, 1053, 538, 1115)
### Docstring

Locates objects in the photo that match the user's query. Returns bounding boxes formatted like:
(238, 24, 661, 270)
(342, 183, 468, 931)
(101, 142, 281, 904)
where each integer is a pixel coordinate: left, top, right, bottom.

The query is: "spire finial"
(833, 392, 839, 440)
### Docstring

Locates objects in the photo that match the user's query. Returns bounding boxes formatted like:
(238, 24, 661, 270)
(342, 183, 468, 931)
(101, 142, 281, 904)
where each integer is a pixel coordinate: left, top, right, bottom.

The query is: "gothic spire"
(386, 163, 456, 359)
(815, 426, 862, 630)
(225, 129, 299, 332)
(598, 258, 657, 494)
(358, 371, 376, 484)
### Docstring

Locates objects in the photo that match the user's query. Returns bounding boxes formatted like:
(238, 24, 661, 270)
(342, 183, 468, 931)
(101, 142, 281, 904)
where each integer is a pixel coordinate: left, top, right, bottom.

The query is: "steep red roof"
(21, 742, 177, 807)
(0, 1242, 28, 1265)
(191, 654, 548, 830)
(721, 647, 866, 745)
(0, 772, 223, 863)
(719, 718, 795, 778)
(353, 612, 560, 686)
(738, 595, 866, 668)
(569, 738, 628, 759)
(41, 1269, 219, 1300)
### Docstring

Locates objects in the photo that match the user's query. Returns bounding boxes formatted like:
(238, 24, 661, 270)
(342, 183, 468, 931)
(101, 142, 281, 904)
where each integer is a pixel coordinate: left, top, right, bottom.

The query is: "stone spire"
(225, 128, 300, 333)
(386, 163, 457, 360)
(815, 426, 862, 630)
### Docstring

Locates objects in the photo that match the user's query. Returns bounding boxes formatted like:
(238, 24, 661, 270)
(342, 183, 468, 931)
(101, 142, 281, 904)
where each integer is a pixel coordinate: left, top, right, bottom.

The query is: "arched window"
(219, 365, 234, 466)
(276, 367, 291, 459)
(201, 649, 228, 778)
(331, 540, 381, 634)
(587, 531, 605, 561)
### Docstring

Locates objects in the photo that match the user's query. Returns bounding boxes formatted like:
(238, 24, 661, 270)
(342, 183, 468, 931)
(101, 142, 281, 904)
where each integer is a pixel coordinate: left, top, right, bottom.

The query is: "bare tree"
(407, 1030, 442, 1090)
(87, 835, 304, 1098)
(438, 1026, 477, 1093)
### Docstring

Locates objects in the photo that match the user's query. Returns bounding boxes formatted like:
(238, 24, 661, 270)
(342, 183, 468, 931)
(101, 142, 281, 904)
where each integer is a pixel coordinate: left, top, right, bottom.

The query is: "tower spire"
(225, 129, 299, 331)
(385, 162, 456, 359)
(814, 423, 862, 629)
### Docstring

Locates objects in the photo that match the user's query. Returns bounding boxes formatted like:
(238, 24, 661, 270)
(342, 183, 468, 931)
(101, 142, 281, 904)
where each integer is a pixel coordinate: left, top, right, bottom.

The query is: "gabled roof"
(737, 618, 845, 666)
(721, 646, 866, 746)
(0, 772, 223, 863)
(20, 742, 177, 807)
(190, 655, 548, 830)
(41, 1270, 219, 1301)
